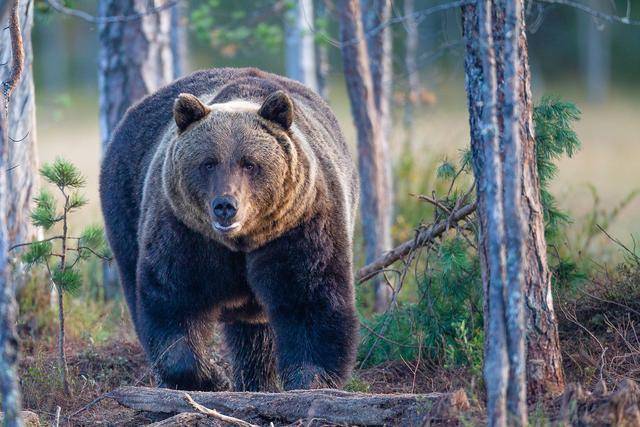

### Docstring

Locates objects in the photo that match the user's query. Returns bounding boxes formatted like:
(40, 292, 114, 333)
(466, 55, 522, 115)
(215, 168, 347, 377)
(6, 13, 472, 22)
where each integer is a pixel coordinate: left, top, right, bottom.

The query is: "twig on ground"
(183, 393, 258, 427)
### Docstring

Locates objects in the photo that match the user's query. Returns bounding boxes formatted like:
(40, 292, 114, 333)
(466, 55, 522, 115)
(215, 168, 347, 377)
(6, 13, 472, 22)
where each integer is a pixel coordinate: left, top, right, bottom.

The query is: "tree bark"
(0, 2, 24, 425)
(285, 0, 319, 92)
(98, 0, 175, 300)
(0, 0, 38, 257)
(361, 0, 393, 313)
(500, 0, 527, 423)
(170, 0, 188, 79)
(110, 386, 471, 426)
(462, 0, 565, 403)
(338, 0, 391, 313)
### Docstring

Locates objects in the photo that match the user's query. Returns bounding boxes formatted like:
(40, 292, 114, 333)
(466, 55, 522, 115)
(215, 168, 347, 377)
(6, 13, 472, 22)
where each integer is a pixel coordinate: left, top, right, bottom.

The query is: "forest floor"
(15, 262, 640, 426)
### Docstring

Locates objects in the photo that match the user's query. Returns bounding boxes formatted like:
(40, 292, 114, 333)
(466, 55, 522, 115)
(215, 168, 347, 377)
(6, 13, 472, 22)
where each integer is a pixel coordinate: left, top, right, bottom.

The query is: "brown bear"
(100, 68, 359, 391)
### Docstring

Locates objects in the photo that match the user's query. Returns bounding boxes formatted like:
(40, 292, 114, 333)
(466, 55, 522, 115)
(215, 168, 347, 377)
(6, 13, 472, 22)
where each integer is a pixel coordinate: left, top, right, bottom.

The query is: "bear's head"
(163, 90, 317, 251)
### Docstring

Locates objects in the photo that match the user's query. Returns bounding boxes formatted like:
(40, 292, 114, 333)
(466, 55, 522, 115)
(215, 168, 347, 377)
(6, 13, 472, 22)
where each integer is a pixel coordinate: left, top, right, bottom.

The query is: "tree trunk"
(0, 0, 38, 257)
(98, 0, 175, 300)
(501, 0, 527, 423)
(170, 0, 189, 79)
(579, 0, 609, 103)
(315, 0, 330, 100)
(338, 0, 390, 314)
(462, 0, 565, 402)
(285, 0, 319, 92)
(0, 2, 25, 425)
(110, 386, 471, 426)
(361, 0, 393, 313)
(403, 0, 420, 153)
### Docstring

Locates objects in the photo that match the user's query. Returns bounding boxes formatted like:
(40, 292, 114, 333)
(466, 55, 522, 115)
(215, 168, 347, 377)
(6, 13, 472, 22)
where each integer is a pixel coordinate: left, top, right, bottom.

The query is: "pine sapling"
(12, 158, 110, 395)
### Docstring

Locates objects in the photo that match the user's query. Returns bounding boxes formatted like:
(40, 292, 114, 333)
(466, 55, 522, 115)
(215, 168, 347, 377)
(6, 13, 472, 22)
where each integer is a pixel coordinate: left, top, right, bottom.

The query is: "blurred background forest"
(33, 0, 639, 250)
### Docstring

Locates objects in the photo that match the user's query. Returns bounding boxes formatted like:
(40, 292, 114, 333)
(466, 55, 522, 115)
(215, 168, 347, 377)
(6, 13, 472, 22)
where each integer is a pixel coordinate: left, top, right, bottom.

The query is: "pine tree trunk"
(0, 2, 24, 425)
(362, 0, 393, 313)
(285, 0, 319, 92)
(462, 0, 565, 401)
(0, 0, 38, 258)
(98, 0, 175, 300)
(338, 0, 390, 312)
(170, 0, 188, 79)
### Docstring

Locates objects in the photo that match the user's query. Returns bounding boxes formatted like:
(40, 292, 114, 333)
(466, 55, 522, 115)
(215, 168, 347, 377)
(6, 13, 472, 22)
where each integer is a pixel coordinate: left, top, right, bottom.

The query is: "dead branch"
(536, 0, 640, 25)
(356, 201, 477, 283)
(45, 0, 178, 24)
(183, 393, 258, 427)
(1, 0, 24, 100)
(109, 386, 471, 426)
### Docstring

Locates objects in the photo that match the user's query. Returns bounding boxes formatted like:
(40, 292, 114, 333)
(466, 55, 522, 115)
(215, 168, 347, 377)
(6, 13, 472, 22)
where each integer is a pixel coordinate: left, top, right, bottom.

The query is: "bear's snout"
(212, 196, 238, 221)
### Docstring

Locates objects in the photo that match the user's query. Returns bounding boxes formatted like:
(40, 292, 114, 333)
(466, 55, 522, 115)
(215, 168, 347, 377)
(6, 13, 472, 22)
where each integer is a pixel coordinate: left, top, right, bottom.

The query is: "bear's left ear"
(258, 90, 293, 130)
(174, 93, 211, 132)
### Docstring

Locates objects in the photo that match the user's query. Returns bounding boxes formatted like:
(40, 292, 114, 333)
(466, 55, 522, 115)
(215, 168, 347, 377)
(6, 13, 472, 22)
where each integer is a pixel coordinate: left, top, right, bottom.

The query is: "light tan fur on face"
(160, 97, 321, 252)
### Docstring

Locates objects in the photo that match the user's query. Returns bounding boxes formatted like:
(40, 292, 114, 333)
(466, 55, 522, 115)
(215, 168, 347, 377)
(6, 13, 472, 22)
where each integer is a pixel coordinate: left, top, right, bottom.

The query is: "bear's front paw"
(281, 364, 337, 390)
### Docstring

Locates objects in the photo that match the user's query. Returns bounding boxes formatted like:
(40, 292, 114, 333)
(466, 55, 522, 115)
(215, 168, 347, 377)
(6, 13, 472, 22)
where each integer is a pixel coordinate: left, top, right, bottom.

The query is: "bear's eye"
(202, 160, 217, 171)
(242, 161, 256, 172)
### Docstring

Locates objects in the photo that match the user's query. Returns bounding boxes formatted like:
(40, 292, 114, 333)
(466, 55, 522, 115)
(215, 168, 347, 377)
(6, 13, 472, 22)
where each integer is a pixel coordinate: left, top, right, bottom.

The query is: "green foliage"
(52, 267, 82, 295)
(190, 0, 284, 56)
(31, 189, 58, 230)
(358, 98, 583, 377)
(22, 241, 53, 266)
(533, 97, 581, 240)
(40, 157, 86, 189)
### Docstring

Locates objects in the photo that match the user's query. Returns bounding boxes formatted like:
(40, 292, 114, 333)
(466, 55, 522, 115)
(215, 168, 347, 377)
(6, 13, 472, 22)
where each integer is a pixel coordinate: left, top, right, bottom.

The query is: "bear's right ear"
(173, 93, 210, 132)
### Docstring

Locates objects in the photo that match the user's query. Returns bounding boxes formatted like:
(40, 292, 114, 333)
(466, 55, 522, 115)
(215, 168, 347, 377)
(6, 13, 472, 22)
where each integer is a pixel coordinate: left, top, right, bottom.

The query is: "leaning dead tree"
(110, 386, 471, 426)
(462, 0, 565, 402)
(0, 1, 25, 425)
(339, 0, 393, 314)
(97, 0, 177, 300)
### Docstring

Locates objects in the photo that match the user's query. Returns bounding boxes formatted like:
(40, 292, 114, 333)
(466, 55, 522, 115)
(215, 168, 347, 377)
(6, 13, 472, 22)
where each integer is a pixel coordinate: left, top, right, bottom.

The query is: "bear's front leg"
(136, 262, 230, 391)
(246, 216, 359, 390)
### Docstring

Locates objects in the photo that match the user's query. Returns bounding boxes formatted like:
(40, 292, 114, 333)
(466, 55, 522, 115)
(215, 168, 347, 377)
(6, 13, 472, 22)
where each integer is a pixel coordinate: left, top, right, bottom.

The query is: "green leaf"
(40, 157, 86, 189)
(79, 225, 106, 252)
(52, 267, 81, 295)
(31, 189, 58, 230)
(21, 241, 53, 266)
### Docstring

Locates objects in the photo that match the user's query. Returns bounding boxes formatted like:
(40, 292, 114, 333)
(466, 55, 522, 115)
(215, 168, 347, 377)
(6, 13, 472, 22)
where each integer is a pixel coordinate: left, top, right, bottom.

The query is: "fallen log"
(109, 386, 471, 426)
(356, 202, 477, 282)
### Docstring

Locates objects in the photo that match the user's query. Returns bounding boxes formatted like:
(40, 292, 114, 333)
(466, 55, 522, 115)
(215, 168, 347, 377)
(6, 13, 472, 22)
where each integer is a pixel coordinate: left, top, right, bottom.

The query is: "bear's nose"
(212, 196, 238, 221)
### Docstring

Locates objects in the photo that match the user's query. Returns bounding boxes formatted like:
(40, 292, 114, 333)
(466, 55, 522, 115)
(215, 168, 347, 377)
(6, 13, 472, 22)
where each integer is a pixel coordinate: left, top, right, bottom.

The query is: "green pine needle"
(79, 225, 106, 252)
(52, 267, 82, 295)
(21, 241, 53, 266)
(40, 157, 86, 189)
(68, 191, 88, 211)
(31, 189, 59, 230)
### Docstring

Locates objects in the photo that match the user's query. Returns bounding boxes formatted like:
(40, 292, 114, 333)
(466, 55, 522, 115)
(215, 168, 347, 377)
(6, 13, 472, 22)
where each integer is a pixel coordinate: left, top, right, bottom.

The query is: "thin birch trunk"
(501, 0, 527, 423)
(403, 0, 420, 153)
(98, 0, 175, 300)
(338, 0, 389, 313)
(315, 0, 330, 100)
(0, 1, 24, 425)
(362, 0, 393, 313)
(285, 0, 319, 92)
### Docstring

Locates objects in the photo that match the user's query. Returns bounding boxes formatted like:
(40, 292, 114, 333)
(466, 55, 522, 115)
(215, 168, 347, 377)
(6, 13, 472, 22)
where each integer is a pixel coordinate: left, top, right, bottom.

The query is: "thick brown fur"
(100, 68, 359, 392)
